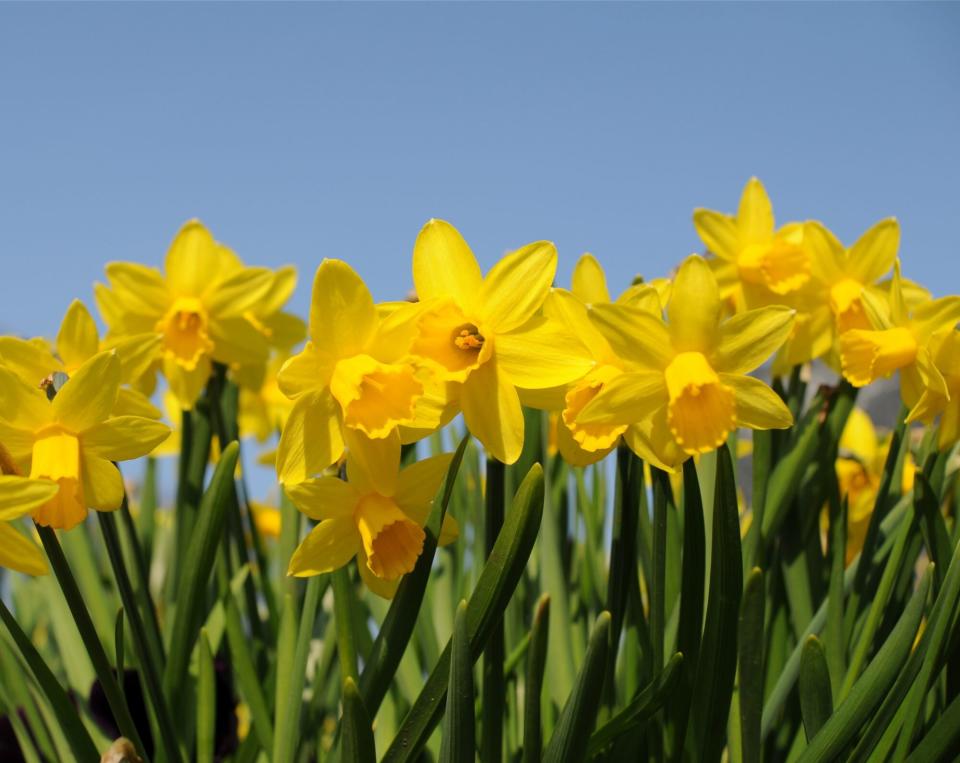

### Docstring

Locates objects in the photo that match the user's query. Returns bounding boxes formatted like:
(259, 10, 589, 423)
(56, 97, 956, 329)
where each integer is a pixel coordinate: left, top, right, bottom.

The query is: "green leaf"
(543, 611, 611, 763)
(684, 445, 743, 763)
(523, 594, 550, 763)
(163, 440, 240, 705)
(797, 564, 932, 763)
(342, 677, 377, 763)
(798, 636, 833, 742)
(588, 652, 684, 758)
(197, 629, 216, 763)
(906, 690, 960, 762)
(739, 567, 766, 763)
(382, 463, 545, 763)
(224, 588, 275, 753)
(441, 600, 475, 763)
(482, 455, 507, 763)
(0, 598, 100, 761)
(359, 436, 468, 714)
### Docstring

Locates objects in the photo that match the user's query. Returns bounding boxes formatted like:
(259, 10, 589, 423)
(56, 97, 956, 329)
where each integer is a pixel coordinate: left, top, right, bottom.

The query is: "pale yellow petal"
(720, 373, 793, 430)
(0, 476, 59, 521)
(284, 477, 358, 521)
(912, 296, 960, 340)
(738, 177, 774, 245)
(479, 241, 557, 333)
(412, 219, 483, 311)
(495, 317, 594, 390)
(693, 209, 738, 261)
(276, 388, 345, 484)
(52, 351, 120, 432)
(460, 357, 524, 464)
(82, 416, 171, 461)
(804, 221, 845, 285)
(849, 218, 899, 284)
(714, 306, 795, 374)
(571, 253, 611, 304)
(56, 300, 100, 370)
(288, 517, 359, 576)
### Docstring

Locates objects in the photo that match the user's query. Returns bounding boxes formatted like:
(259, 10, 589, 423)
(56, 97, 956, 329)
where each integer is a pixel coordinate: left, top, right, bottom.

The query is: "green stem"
(332, 566, 359, 684)
(483, 456, 506, 763)
(99, 507, 182, 763)
(120, 493, 166, 665)
(36, 522, 148, 758)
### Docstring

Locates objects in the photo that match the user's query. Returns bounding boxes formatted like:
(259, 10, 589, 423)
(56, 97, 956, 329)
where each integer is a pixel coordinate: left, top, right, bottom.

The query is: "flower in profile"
(286, 435, 458, 598)
(407, 220, 593, 464)
(907, 329, 960, 450)
(95, 220, 279, 409)
(0, 352, 170, 530)
(275, 260, 428, 484)
(839, 261, 960, 421)
(576, 254, 795, 471)
(0, 476, 58, 574)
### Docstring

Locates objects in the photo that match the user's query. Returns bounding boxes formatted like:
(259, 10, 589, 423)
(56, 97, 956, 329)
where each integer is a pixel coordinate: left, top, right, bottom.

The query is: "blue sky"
(1, 2, 958, 342)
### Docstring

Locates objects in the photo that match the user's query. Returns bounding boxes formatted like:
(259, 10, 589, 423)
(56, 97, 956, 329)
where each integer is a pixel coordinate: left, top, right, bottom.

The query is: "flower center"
(157, 297, 214, 370)
(29, 426, 86, 530)
(663, 352, 736, 455)
(454, 325, 485, 351)
(840, 327, 918, 388)
(411, 300, 492, 382)
(353, 493, 425, 580)
(330, 355, 423, 438)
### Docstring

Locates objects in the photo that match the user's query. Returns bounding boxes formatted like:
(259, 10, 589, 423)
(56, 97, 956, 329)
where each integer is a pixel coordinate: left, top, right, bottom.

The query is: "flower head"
(577, 254, 795, 471)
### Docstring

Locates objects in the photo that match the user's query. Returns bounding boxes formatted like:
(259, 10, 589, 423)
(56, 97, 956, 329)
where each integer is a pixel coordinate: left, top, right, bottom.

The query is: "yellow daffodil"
(408, 220, 593, 464)
(0, 300, 161, 418)
(286, 435, 458, 598)
(250, 500, 282, 539)
(0, 476, 59, 575)
(275, 260, 427, 484)
(576, 254, 795, 471)
(0, 352, 170, 530)
(909, 330, 960, 450)
(694, 177, 811, 304)
(95, 220, 281, 409)
(839, 261, 960, 422)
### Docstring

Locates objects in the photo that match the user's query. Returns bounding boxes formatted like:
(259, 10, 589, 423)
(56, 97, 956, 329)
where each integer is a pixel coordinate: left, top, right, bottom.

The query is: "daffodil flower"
(95, 220, 279, 409)
(839, 261, 960, 422)
(407, 220, 593, 464)
(694, 177, 810, 304)
(0, 476, 58, 574)
(907, 329, 960, 450)
(286, 434, 458, 599)
(275, 260, 427, 484)
(576, 255, 795, 471)
(0, 300, 161, 418)
(0, 352, 170, 530)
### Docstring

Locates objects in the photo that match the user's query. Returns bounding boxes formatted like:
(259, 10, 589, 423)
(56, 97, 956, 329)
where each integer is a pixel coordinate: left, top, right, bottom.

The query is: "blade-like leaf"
(342, 677, 376, 763)
(799, 636, 833, 742)
(441, 600, 475, 763)
(523, 594, 550, 763)
(739, 568, 766, 763)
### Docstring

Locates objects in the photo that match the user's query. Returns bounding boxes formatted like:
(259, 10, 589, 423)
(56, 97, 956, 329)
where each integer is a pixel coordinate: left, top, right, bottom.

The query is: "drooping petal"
(479, 241, 557, 333)
(714, 306, 795, 374)
(692, 209, 738, 261)
(0, 476, 59, 522)
(0, 522, 48, 575)
(287, 517, 359, 576)
(412, 219, 483, 312)
(588, 304, 673, 370)
(284, 477, 358, 521)
(82, 454, 124, 511)
(737, 177, 775, 245)
(571, 253, 611, 304)
(82, 416, 171, 461)
(667, 255, 721, 353)
(276, 389, 345, 484)
(576, 372, 666, 426)
(308, 259, 378, 359)
(56, 300, 100, 370)
(495, 317, 594, 390)
(721, 373, 793, 429)
(344, 428, 401, 497)
(460, 357, 524, 465)
(164, 220, 223, 298)
(849, 218, 900, 284)
(52, 351, 120, 432)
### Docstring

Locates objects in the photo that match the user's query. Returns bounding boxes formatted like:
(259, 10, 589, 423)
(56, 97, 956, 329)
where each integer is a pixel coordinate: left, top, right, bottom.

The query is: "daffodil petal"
(209, 316, 270, 367)
(103, 262, 169, 318)
(460, 357, 524, 465)
(206, 267, 276, 318)
(0, 522, 48, 575)
(588, 304, 673, 370)
(82, 454, 124, 511)
(571, 253, 611, 304)
(82, 416, 171, 461)
(288, 517, 359, 576)
(412, 219, 483, 312)
(308, 259, 378, 358)
(395, 453, 454, 512)
(108, 334, 163, 386)
(714, 306, 795, 374)
(164, 354, 212, 410)
(164, 220, 222, 298)
(0, 337, 61, 387)
(543, 289, 612, 362)
(276, 389, 345, 484)
(622, 413, 684, 473)
(495, 317, 594, 390)
(0, 365, 52, 429)
(556, 417, 611, 467)
(720, 373, 793, 430)
(667, 255, 721, 353)
(693, 209, 738, 261)
(112, 388, 162, 419)
(738, 177, 774, 245)
(284, 477, 358, 521)
(479, 241, 557, 333)
(804, 221, 845, 284)
(576, 372, 666, 426)
(52, 351, 120, 432)
(913, 296, 960, 339)
(0, 476, 59, 521)
(56, 300, 100, 370)
(356, 549, 401, 599)
(849, 218, 899, 284)
(344, 428, 400, 497)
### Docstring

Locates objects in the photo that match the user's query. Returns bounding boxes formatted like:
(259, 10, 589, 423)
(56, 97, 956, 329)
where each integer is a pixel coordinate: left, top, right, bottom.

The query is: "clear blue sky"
(2, 3, 959, 341)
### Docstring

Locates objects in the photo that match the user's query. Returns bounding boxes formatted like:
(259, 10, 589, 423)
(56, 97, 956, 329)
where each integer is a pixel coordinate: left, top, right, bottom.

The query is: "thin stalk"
(332, 566, 359, 684)
(36, 523, 147, 758)
(483, 456, 506, 763)
(120, 494, 165, 664)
